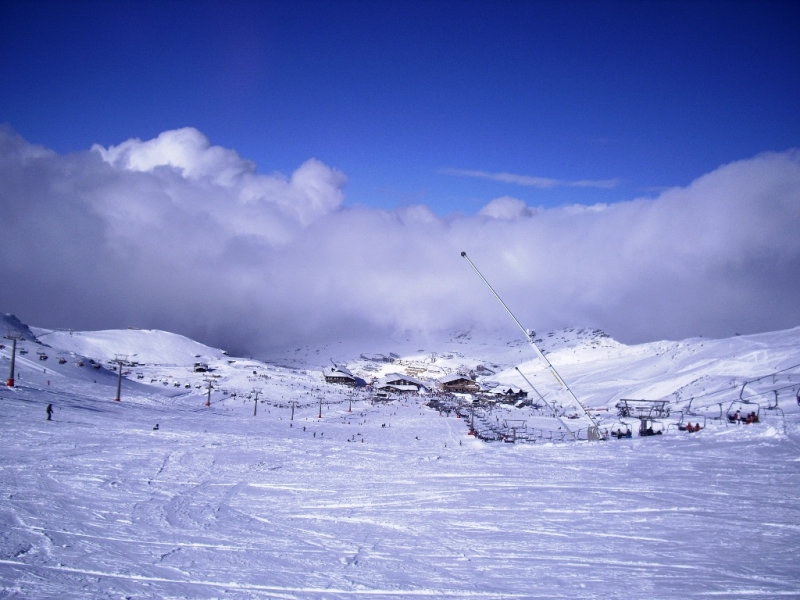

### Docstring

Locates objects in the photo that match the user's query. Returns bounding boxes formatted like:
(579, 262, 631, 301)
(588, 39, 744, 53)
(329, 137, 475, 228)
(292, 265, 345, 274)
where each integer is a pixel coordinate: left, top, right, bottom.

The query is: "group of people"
(729, 409, 759, 424)
(683, 422, 702, 432)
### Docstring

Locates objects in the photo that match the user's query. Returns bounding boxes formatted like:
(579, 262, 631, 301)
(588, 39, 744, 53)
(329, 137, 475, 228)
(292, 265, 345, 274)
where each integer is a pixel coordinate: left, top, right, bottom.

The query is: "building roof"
(325, 365, 355, 379)
(490, 385, 526, 395)
(381, 372, 428, 389)
(377, 383, 419, 392)
(440, 374, 475, 384)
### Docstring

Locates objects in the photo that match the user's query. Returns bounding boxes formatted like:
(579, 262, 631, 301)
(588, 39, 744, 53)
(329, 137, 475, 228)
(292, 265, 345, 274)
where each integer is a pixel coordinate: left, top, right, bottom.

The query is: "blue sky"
(2, 0, 798, 215)
(1, 1, 800, 349)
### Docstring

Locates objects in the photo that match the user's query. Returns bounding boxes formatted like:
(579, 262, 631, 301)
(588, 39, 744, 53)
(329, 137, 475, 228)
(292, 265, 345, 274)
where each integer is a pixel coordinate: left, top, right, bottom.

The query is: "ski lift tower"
(252, 387, 262, 416)
(113, 354, 128, 402)
(204, 378, 214, 407)
(4, 331, 23, 387)
(461, 252, 605, 441)
(615, 399, 670, 436)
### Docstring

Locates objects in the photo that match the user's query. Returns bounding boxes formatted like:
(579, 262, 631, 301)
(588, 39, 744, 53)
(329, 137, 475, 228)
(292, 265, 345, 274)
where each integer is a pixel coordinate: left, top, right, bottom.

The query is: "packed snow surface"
(1, 319, 799, 598)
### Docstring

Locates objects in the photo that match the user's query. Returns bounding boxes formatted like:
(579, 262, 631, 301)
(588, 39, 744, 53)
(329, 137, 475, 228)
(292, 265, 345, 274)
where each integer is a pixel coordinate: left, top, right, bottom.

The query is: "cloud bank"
(1, 125, 798, 355)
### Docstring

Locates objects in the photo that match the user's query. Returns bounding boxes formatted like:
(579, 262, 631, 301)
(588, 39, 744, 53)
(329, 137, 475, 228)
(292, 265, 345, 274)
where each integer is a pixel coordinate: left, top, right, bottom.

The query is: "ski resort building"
(375, 373, 429, 394)
(489, 386, 528, 402)
(439, 374, 480, 394)
(323, 365, 362, 386)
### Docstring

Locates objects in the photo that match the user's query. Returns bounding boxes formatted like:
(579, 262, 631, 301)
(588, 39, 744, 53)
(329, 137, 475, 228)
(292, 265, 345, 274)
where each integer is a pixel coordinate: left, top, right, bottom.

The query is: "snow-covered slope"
(1, 313, 39, 343)
(33, 327, 225, 366)
(1, 318, 799, 598)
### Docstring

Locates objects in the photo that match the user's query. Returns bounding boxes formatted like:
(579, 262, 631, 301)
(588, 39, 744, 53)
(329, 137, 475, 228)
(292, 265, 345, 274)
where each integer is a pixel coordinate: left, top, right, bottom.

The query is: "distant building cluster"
(322, 365, 528, 401)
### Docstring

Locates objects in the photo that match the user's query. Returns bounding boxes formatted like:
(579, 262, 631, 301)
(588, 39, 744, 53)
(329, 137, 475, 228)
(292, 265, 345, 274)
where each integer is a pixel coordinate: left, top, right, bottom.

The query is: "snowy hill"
(1, 313, 40, 343)
(32, 326, 225, 366)
(1, 317, 799, 597)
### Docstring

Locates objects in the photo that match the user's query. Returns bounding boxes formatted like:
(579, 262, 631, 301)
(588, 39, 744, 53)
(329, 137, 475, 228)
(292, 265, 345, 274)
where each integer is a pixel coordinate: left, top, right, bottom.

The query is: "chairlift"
(726, 400, 761, 424)
(678, 413, 706, 432)
(615, 400, 668, 438)
(616, 399, 670, 419)
(764, 389, 785, 418)
(609, 421, 633, 439)
(638, 418, 664, 437)
(502, 419, 527, 443)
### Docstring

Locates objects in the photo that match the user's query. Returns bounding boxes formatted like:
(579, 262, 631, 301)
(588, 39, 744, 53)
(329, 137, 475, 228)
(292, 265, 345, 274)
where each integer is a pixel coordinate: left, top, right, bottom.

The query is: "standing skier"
(46, 404, 53, 421)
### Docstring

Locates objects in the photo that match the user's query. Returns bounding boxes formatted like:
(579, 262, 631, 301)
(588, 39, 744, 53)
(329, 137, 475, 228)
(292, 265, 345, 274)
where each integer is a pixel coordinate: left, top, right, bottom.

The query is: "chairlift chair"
(726, 400, 762, 424)
(764, 389, 785, 418)
(609, 421, 633, 439)
(638, 418, 664, 437)
(678, 413, 706, 432)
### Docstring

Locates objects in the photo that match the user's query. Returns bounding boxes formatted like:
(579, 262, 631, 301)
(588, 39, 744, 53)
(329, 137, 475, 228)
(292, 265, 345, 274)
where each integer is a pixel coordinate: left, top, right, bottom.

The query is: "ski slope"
(32, 327, 225, 366)
(1, 317, 799, 598)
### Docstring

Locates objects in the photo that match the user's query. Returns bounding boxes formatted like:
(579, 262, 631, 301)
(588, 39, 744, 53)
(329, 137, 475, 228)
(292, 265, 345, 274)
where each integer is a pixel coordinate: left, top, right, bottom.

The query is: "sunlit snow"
(1, 316, 799, 598)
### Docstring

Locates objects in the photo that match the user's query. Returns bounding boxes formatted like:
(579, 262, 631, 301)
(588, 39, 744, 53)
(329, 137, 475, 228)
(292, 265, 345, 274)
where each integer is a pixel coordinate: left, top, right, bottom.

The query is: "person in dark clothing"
(46, 404, 53, 421)
(153, 424, 159, 430)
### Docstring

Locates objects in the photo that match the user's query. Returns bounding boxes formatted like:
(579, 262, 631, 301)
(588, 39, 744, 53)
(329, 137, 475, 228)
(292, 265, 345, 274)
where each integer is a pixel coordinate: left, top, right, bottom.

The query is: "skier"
(153, 424, 159, 430)
(46, 404, 53, 421)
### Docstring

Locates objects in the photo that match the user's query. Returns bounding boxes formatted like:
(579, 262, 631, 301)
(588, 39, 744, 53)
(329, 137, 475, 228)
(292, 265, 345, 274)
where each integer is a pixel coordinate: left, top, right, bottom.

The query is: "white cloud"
(478, 196, 534, 219)
(0, 125, 798, 354)
(441, 167, 619, 189)
(92, 127, 346, 228)
(93, 127, 253, 185)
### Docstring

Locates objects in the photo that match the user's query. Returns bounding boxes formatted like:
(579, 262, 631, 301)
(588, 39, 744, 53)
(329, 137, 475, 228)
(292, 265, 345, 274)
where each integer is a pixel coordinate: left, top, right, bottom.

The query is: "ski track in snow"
(0, 325, 799, 598)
